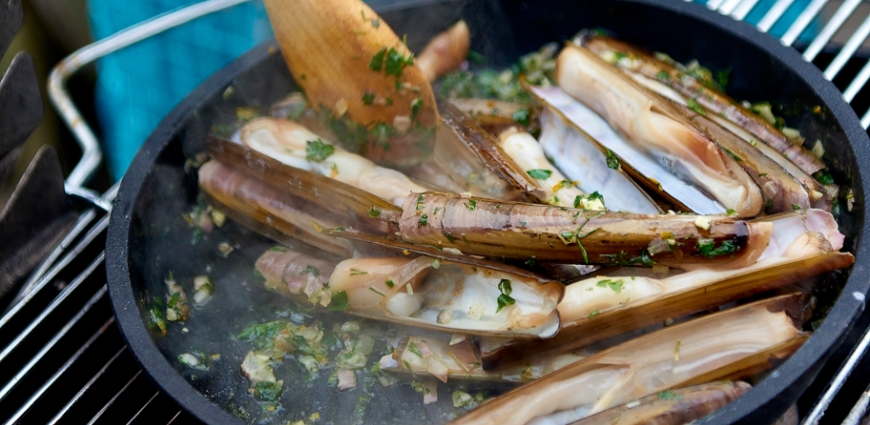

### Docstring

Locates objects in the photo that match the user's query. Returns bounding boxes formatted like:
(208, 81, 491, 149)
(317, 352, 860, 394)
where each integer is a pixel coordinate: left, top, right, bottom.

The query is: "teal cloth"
(88, 0, 819, 180)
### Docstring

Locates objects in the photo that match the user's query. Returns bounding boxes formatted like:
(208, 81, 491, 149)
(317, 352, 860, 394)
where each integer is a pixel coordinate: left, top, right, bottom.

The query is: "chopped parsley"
(368, 47, 387, 71)
(368, 206, 381, 218)
(606, 149, 620, 169)
(656, 71, 670, 80)
(720, 146, 742, 162)
(328, 291, 349, 311)
(596, 279, 624, 293)
(588, 310, 601, 319)
(385, 279, 394, 288)
(446, 233, 456, 243)
(526, 169, 553, 180)
(697, 239, 739, 259)
(385, 47, 414, 78)
(524, 258, 537, 266)
(512, 109, 531, 126)
(725, 209, 737, 217)
(415, 194, 425, 212)
(658, 391, 681, 400)
(815, 171, 834, 185)
(792, 204, 801, 211)
(254, 381, 283, 402)
(408, 341, 424, 358)
(305, 139, 335, 162)
(464, 200, 477, 210)
(410, 97, 423, 121)
(350, 268, 368, 276)
(758, 173, 768, 178)
(496, 279, 516, 313)
(687, 98, 706, 116)
(418, 214, 429, 227)
(369, 287, 385, 297)
(716, 68, 731, 90)
(361, 91, 376, 105)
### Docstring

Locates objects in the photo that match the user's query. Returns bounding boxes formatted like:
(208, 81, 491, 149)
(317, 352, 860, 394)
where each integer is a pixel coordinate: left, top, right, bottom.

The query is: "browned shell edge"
(205, 135, 403, 228)
(481, 254, 845, 370)
(320, 226, 558, 286)
(569, 381, 752, 425)
(579, 34, 826, 178)
(436, 95, 544, 201)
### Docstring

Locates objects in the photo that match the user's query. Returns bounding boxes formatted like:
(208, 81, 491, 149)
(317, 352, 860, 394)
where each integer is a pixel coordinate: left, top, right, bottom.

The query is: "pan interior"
(118, 1, 864, 424)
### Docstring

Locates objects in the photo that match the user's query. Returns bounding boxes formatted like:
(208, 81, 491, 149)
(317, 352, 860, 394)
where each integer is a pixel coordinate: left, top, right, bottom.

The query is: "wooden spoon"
(263, 0, 439, 168)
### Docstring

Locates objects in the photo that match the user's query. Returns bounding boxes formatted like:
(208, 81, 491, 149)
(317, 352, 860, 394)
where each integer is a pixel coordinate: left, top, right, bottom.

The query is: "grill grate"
(1, 0, 868, 424)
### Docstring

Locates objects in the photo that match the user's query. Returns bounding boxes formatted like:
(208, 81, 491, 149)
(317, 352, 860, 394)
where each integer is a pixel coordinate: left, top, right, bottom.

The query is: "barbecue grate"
(2, 0, 870, 424)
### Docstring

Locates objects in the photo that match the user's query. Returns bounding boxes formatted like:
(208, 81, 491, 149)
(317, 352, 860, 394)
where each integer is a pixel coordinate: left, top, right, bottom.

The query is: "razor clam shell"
(198, 160, 356, 258)
(437, 96, 543, 200)
(207, 136, 402, 232)
(627, 71, 825, 213)
(582, 35, 825, 176)
(529, 85, 725, 215)
(451, 294, 807, 425)
(401, 192, 759, 267)
(570, 381, 752, 425)
(537, 107, 660, 214)
(553, 45, 765, 217)
(480, 251, 851, 370)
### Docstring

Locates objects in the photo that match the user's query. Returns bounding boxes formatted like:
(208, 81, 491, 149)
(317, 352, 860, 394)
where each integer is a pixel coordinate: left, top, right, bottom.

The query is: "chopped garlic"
(694, 216, 711, 231)
(437, 310, 453, 324)
(467, 304, 484, 320)
(811, 139, 825, 159)
(335, 98, 348, 117)
(626, 400, 641, 409)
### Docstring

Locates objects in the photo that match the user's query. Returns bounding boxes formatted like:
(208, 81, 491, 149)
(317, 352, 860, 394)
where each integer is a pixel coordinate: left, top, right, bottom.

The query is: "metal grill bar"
(127, 391, 163, 425)
(0, 215, 108, 327)
(87, 370, 144, 425)
(757, 0, 796, 32)
(0, 254, 106, 403)
(803, 0, 862, 61)
(732, 0, 762, 20)
(47, 344, 127, 425)
(802, 324, 870, 424)
(824, 14, 870, 80)
(781, 0, 829, 46)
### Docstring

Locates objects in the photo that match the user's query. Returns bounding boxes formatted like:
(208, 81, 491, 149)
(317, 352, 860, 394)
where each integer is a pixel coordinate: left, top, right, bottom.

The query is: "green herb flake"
(792, 204, 801, 211)
(350, 268, 368, 276)
(410, 97, 423, 121)
(368, 206, 381, 218)
(467, 50, 486, 64)
(687, 98, 706, 116)
(462, 234, 470, 245)
(305, 139, 335, 162)
(496, 279, 516, 313)
(408, 341, 424, 358)
(361, 91, 376, 105)
(656, 71, 670, 80)
(254, 381, 283, 402)
(328, 291, 349, 311)
(815, 171, 834, 185)
(416, 194, 425, 212)
(418, 214, 429, 227)
(369, 287, 385, 297)
(526, 169, 553, 180)
(606, 149, 620, 169)
(726, 209, 737, 217)
(697, 240, 739, 260)
(596, 279, 625, 293)
(464, 200, 478, 211)
(716, 67, 731, 90)
(385, 279, 394, 288)
(524, 258, 537, 266)
(445, 233, 456, 244)
(721, 146, 742, 162)
(403, 360, 412, 370)
(758, 173, 768, 177)
(368, 47, 387, 71)
(385, 47, 414, 78)
(658, 391, 681, 401)
(588, 310, 601, 319)
(512, 109, 531, 126)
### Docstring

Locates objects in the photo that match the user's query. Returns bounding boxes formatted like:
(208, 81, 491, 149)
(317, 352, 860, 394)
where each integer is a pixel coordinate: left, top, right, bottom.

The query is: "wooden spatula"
(263, 0, 439, 168)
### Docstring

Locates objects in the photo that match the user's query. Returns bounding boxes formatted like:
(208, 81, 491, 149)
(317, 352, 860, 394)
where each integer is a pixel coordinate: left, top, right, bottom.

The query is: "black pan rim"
(105, 1, 870, 424)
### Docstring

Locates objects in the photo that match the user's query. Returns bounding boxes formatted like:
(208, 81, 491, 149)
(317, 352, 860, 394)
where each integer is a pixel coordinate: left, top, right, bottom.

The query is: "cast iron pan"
(106, 0, 870, 423)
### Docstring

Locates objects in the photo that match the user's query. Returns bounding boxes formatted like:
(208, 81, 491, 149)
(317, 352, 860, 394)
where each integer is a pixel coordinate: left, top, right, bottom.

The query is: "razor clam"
(529, 85, 721, 214)
(207, 135, 402, 235)
(379, 333, 585, 383)
(449, 98, 541, 136)
(481, 209, 852, 369)
(239, 117, 427, 207)
(328, 256, 563, 338)
(583, 35, 826, 176)
(255, 245, 563, 338)
(554, 44, 764, 217)
(450, 294, 809, 425)
(199, 160, 356, 258)
(496, 128, 602, 209)
(537, 107, 660, 214)
(570, 381, 752, 425)
(417, 20, 470, 82)
(626, 70, 829, 212)
(402, 192, 770, 267)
